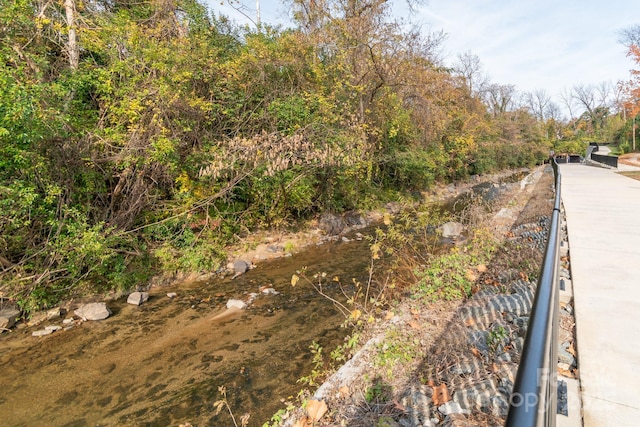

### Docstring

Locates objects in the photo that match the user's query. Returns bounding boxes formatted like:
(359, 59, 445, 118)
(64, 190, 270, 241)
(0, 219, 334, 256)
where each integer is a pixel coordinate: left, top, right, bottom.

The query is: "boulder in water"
(127, 291, 150, 306)
(233, 259, 250, 274)
(0, 308, 20, 330)
(74, 302, 111, 321)
(226, 299, 247, 310)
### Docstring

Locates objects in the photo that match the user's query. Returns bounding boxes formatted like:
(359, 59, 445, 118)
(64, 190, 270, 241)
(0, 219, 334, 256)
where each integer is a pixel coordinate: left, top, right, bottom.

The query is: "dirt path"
(619, 152, 640, 167)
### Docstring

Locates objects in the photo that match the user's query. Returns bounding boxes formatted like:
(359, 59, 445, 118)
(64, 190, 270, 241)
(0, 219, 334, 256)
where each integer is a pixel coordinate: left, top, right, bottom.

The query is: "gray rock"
(498, 377, 514, 396)
(488, 293, 532, 316)
(453, 379, 497, 411)
(318, 213, 344, 235)
(45, 325, 62, 331)
(32, 329, 54, 337)
(344, 211, 367, 226)
(167, 292, 178, 298)
(74, 302, 111, 321)
(491, 395, 510, 417)
(440, 222, 465, 238)
(449, 360, 480, 375)
(0, 308, 20, 330)
(558, 362, 572, 372)
(226, 299, 247, 310)
(468, 330, 489, 354)
(558, 342, 576, 366)
(127, 291, 150, 306)
(46, 307, 63, 320)
(401, 390, 432, 426)
(496, 352, 512, 362)
(438, 401, 470, 415)
(233, 259, 250, 274)
(512, 336, 524, 352)
(62, 318, 74, 325)
(442, 414, 471, 427)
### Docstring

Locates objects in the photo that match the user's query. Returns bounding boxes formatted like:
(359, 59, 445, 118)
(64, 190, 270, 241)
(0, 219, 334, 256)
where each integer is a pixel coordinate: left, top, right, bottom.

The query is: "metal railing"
(505, 159, 561, 427)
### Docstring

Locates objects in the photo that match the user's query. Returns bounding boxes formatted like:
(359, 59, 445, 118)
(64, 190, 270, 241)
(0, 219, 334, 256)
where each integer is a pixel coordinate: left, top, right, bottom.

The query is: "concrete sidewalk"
(559, 163, 640, 427)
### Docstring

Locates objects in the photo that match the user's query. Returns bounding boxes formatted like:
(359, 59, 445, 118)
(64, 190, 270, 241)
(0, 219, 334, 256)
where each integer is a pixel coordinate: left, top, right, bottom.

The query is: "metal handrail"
(505, 159, 561, 427)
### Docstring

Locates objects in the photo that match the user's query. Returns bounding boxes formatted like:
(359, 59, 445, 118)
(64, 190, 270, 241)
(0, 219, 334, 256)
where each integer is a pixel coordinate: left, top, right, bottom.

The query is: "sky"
(207, 0, 640, 103)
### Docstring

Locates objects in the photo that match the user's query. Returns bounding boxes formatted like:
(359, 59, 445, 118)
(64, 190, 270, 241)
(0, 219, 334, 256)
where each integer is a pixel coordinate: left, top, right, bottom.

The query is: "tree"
(483, 83, 517, 117)
(454, 51, 488, 96)
(572, 83, 608, 134)
(523, 89, 551, 122)
(619, 24, 640, 48)
(620, 32, 640, 150)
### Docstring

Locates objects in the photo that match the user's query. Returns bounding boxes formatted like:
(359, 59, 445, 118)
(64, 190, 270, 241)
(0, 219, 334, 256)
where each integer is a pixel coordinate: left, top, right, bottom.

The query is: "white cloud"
(420, 0, 640, 98)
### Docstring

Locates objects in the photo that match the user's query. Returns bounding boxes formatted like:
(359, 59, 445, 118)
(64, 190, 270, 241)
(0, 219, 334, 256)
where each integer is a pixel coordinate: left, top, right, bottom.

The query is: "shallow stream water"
(0, 230, 375, 426)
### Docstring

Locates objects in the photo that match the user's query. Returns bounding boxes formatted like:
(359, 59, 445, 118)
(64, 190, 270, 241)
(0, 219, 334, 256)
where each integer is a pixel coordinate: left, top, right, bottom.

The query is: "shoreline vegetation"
(3, 1, 636, 317)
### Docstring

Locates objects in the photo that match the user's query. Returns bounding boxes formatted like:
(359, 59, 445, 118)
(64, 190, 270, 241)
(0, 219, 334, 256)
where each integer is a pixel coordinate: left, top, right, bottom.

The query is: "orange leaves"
(306, 400, 328, 423)
(466, 264, 487, 283)
(429, 381, 451, 406)
(465, 269, 478, 282)
(293, 399, 328, 427)
(407, 320, 421, 330)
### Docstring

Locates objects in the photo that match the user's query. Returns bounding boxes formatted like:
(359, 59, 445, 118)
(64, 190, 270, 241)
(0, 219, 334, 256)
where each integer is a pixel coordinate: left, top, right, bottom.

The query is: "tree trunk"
(64, 0, 79, 70)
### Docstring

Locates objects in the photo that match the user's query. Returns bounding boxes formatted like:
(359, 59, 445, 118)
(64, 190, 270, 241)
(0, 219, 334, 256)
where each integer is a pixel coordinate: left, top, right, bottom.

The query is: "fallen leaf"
(477, 264, 488, 273)
(466, 270, 478, 281)
(393, 399, 406, 411)
(431, 383, 451, 406)
(558, 367, 574, 378)
(410, 308, 420, 316)
(291, 274, 299, 287)
(519, 271, 529, 281)
(306, 399, 328, 422)
(292, 416, 309, 427)
(568, 342, 576, 356)
(408, 320, 421, 330)
(464, 317, 476, 327)
(339, 386, 350, 397)
(350, 309, 362, 321)
(471, 347, 482, 358)
(385, 311, 395, 320)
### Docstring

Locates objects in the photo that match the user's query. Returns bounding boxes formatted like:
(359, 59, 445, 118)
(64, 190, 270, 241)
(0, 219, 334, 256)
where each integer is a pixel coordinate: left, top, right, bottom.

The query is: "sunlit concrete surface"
(559, 163, 640, 427)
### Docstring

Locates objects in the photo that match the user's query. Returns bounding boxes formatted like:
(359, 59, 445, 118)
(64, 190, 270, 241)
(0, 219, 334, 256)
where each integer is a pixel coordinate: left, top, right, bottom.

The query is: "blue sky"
(207, 0, 640, 100)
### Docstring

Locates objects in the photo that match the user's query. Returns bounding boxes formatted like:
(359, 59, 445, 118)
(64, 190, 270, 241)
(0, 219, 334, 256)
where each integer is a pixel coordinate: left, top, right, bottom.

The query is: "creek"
(0, 171, 527, 426)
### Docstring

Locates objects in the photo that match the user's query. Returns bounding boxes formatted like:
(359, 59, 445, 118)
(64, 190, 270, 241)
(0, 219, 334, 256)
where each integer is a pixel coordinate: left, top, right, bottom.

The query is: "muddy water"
(0, 234, 374, 426)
